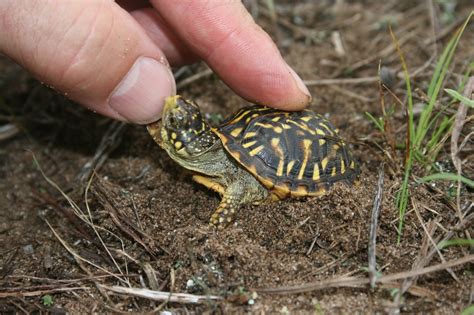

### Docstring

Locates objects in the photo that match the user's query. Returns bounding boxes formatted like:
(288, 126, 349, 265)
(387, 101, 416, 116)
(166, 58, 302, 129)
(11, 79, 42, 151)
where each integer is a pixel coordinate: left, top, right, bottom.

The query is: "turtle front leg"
(192, 175, 225, 196)
(209, 173, 269, 229)
(209, 191, 239, 229)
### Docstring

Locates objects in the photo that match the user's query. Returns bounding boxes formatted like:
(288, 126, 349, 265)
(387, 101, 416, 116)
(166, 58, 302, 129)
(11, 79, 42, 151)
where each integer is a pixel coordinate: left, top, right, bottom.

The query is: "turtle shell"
(214, 106, 359, 198)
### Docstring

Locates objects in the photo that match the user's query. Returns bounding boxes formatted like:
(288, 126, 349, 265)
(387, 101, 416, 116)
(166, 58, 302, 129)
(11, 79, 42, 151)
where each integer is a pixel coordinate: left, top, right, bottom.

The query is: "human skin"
(0, 0, 311, 124)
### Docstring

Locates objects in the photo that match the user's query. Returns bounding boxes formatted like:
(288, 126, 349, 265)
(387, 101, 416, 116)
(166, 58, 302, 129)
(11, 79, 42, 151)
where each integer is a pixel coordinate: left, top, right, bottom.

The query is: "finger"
(0, 0, 176, 124)
(131, 8, 198, 66)
(151, 0, 311, 110)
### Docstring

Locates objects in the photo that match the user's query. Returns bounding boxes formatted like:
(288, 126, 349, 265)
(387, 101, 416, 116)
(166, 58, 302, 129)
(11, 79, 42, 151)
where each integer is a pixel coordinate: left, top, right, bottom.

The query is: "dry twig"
(176, 67, 214, 90)
(0, 287, 87, 298)
(93, 179, 169, 256)
(101, 285, 222, 304)
(304, 76, 379, 86)
(413, 200, 459, 282)
(0, 123, 20, 141)
(369, 165, 384, 288)
(77, 121, 126, 183)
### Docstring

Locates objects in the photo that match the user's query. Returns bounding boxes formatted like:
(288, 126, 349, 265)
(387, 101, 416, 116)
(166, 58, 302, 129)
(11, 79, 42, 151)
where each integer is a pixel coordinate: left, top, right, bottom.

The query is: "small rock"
(186, 279, 195, 289)
(380, 66, 396, 88)
(23, 244, 34, 255)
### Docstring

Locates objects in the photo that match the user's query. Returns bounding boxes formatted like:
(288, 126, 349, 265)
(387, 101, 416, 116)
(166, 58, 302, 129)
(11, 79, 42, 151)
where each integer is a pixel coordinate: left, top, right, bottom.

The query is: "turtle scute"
(214, 106, 359, 197)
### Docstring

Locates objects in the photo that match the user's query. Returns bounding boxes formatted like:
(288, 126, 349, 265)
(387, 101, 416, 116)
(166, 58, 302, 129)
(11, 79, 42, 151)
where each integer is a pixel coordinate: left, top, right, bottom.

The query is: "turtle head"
(147, 95, 218, 158)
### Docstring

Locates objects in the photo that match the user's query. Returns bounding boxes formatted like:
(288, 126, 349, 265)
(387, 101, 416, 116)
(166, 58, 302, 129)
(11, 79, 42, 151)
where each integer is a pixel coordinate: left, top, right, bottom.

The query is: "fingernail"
(109, 57, 176, 124)
(286, 64, 312, 104)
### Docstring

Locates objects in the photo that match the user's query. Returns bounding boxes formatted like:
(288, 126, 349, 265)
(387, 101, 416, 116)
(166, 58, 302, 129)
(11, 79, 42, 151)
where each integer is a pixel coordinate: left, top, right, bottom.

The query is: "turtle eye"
(168, 113, 183, 127)
(168, 116, 176, 126)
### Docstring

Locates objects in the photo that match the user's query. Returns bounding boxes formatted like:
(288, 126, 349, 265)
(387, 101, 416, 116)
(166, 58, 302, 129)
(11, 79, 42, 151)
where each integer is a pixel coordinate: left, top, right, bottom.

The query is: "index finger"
(151, 0, 311, 110)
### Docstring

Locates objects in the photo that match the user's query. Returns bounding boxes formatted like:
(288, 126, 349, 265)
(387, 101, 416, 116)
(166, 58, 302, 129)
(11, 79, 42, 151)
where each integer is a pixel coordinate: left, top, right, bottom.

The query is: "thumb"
(0, 0, 176, 124)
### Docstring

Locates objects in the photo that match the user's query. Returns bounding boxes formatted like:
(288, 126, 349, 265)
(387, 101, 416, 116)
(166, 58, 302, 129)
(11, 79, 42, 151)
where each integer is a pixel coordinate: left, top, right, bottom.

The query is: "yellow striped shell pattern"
(214, 106, 359, 198)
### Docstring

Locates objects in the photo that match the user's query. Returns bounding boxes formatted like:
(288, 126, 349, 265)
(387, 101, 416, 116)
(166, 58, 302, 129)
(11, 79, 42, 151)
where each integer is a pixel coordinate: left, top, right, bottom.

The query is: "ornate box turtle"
(148, 95, 359, 228)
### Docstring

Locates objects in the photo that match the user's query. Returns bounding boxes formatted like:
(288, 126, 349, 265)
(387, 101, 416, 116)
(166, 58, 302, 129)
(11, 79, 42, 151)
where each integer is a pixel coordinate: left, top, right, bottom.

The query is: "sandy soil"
(1, 1, 473, 313)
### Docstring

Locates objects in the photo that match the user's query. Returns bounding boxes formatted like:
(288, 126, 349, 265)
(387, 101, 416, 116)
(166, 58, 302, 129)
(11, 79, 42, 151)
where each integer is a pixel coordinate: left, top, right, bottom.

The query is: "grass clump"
(388, 12, 473, 242)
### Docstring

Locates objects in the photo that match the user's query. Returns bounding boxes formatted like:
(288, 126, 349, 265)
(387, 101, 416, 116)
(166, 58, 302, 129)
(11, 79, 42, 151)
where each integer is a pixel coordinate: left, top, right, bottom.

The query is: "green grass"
(445, 88, 474, 107)
(42, 294, 54, 307)
(364, 112, 385, 132)
(420, 173, 474, 188)
(390, 11, 473, 242)
(460, 304, 474, 315)
(437, 238, 474, 249)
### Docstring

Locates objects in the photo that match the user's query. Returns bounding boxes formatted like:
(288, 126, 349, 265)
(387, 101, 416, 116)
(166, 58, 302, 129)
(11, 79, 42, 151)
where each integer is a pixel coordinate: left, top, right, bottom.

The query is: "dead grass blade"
(256, 254, 473, 294)
(32, 153, 131, 286)
(369, 164, 384, 288)
(100, 285, 222, 304)
(83, 173, 128, 282)
(0, 287, 87, 298)
(77, 121, 126, 183)
(176, 67, 213, 90)
(413, 200, 459, 282)
(304, 76, 379, 86)
(92, 179, 169, 257)
(450, 76, 474, 223)
(44, 220, 129, 286)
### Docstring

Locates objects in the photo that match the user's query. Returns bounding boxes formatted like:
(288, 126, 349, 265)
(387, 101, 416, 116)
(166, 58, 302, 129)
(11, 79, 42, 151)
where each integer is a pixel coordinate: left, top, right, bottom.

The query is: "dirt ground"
(1, 1, 473, 313)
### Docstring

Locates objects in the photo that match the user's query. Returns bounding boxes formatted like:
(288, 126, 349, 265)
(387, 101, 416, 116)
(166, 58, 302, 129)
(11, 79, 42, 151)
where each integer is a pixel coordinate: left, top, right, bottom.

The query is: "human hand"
(0, 0, 311, 124)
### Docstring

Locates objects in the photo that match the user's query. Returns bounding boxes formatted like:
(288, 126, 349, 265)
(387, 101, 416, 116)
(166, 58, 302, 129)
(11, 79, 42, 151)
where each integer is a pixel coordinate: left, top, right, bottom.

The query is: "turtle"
(147, 95, 359, 228)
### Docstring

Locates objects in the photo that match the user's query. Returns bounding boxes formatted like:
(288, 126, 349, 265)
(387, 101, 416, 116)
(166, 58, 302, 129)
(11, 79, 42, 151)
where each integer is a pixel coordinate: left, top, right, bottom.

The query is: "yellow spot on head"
(341, 160, 346, 173)
(282, 124, 291, 129)
(171, 133, 177, 140)
(273, 126, 283, 133)
(316, 129, 326, 136)
(319, 139, 326, 146)
(331, 167, 337, 176)
(272, 116, 281, 122)
(174, 141, 182, 150)
(301, 116, 312, 122)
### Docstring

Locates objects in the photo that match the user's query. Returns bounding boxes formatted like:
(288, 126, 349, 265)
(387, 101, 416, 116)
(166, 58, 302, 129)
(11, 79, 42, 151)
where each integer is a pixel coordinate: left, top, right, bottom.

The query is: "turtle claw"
(209, 194, 237, 229)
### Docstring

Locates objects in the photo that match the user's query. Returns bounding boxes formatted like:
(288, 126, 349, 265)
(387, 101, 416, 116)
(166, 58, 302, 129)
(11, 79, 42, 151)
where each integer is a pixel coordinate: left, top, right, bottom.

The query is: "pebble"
(23, 244, 34, 255)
